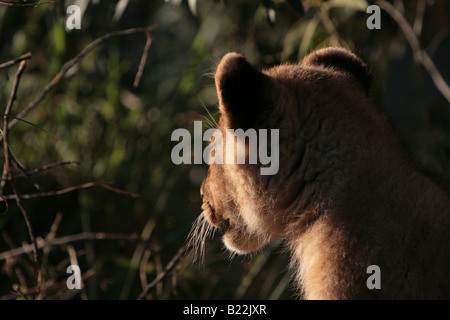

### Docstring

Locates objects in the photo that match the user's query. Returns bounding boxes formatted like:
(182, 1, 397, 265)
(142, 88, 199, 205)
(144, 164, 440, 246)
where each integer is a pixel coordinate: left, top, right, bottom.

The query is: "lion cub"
(192, 47, 450, 299)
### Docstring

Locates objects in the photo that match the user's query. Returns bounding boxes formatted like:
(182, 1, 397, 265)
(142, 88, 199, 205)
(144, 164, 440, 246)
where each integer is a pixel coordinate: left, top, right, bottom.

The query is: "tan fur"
(191, 48, 450, 299)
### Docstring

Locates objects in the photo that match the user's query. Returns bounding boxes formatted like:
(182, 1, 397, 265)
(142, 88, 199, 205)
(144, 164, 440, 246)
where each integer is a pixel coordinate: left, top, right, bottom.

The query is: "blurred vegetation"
(0, 0, 449, 300)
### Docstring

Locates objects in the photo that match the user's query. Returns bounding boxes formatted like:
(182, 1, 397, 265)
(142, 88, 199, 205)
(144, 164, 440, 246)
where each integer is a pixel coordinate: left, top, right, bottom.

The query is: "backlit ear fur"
(302, 47, 372, 93)
(215, 53, 271, 129)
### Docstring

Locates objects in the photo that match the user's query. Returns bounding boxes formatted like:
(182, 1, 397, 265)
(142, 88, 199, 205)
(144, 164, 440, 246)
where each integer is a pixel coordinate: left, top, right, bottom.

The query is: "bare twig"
(393, 0, 405, 14)
(0, 193, 9, 215)
(0, 181, 141, 201)
(413, 0, 426, 37)
(1, 60, 42, 296)
(14, 267, 28, 290)
(5, 269, 96, 300)
(0, 131, 29, 191)
(38, 212, 63, 299)
(0, 160, 79, 182)
(1, 160, 81, 181)
(133, 31, 153, 88)
(0, 52, 32, 71)
(16, 160, 81, 178)
(154, 252, 163, 297)
(1, 230, 15, 249)
(376, 0, 450, 105)
(137, 244, 192, 300)
(0, 232, 154, 261)
(11, 283, 29, 300)
(1, 61, 28, 193)
(139, 248, 152, 290)
(9, 148, 28, 176)
(46, 212, 63, 241)
(171, 255, 184, 296)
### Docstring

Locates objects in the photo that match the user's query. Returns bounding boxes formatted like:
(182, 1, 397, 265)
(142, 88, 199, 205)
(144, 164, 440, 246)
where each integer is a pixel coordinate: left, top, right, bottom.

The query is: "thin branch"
(9, 147, 28, 176)
(376, 0, 450, 105)
(11, 284, 29, 300)
(137, 244, 192, 300)
(0, 181, 141, 201)
(38, 212, 63, 297)
(0, 188, 9, 215)
(0, 232, 155, 261)
(413, 0, 426, 37)
(0, 159, 79, 184)
(171, 255, 184, 296)
(0, 26, 157, 143)
(0, 52, 32, 71)
(1, 61, 28, 193)
(47, 212, 63, 241)
(0, 127, 29, 190)
(139, 248, 152, 290)
(1, 60, 42, 295)
(154, 252, 163, 297)
(5, 160, 81, 181)
(393, 0, 405, 14)
(133, 31, 153, 88)
(6, 269, 96, 301)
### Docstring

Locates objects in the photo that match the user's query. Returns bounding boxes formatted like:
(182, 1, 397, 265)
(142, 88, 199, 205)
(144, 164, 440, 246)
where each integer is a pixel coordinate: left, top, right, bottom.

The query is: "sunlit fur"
(190, 48, 450, 299)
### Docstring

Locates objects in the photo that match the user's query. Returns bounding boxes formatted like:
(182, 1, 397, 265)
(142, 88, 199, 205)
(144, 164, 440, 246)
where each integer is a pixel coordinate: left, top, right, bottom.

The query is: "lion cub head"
(192, 48, 371, 257)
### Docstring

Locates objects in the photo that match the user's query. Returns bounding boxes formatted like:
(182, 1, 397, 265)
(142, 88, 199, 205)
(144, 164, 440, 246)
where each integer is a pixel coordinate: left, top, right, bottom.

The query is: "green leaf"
(52, 24, 66, 56)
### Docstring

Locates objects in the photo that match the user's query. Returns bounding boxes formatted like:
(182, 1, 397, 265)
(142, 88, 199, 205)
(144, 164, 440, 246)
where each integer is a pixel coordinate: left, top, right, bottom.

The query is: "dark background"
(0, 0, 449, 300)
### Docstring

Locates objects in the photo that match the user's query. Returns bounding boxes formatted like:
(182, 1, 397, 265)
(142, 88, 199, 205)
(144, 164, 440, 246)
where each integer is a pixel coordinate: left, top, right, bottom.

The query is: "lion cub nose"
(202, 202, 228, 229)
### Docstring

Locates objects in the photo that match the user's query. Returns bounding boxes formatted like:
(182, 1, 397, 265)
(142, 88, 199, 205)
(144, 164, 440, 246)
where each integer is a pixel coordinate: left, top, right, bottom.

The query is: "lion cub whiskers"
(187, 213, 218, 264)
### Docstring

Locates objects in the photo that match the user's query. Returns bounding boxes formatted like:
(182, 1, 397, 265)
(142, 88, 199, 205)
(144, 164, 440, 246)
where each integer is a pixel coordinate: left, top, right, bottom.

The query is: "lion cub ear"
(302, 47, 372, 93)
(215, 53, 271, 129)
